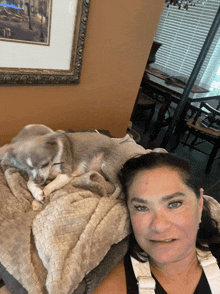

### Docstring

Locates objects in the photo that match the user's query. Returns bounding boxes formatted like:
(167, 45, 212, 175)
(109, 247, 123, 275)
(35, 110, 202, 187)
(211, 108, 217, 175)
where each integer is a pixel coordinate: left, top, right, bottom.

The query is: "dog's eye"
(41, 163, 49, 169)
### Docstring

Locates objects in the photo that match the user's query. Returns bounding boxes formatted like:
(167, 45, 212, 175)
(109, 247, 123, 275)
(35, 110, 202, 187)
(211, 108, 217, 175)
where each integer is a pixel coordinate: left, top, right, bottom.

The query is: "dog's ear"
(56, 130, 65, 134)
(0, 144, 15, 164)
(0, 143, 14, 155)
(1, 151, 16, 167)
(44, 133, 59, 148)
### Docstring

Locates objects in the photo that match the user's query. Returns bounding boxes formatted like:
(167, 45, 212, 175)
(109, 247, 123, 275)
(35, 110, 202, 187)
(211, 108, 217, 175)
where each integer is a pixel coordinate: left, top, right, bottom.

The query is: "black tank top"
(124, 252, 212, 294)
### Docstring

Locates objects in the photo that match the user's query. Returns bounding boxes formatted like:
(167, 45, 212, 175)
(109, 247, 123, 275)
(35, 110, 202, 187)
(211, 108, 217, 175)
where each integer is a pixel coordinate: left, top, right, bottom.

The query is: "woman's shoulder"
(92, 259, 127, 294)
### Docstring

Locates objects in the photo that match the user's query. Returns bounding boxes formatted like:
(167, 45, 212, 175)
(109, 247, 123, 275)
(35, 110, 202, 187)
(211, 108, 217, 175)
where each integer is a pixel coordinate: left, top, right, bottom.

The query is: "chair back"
(192, 102, 220, 131)
(200, 102, 220, 116)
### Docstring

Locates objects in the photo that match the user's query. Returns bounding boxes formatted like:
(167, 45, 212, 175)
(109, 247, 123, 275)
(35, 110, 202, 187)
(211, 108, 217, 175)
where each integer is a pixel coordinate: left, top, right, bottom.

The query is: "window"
(201, 36, 220, 95)
(153, 0, 220, 87)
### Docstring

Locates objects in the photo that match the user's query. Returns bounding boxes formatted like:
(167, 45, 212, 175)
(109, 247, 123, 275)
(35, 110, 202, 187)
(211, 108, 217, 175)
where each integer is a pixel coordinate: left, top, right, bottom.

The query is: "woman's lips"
(150, 239, 176, 245)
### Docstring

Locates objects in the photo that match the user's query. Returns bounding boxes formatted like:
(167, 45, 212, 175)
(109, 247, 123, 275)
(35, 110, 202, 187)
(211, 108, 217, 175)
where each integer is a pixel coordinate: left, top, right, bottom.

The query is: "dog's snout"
(34, 177, 44, 185)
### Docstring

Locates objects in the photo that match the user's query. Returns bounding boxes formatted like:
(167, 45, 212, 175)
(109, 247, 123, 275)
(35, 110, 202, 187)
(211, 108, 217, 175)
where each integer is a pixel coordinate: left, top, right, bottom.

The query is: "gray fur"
(2, 124, 131, 206)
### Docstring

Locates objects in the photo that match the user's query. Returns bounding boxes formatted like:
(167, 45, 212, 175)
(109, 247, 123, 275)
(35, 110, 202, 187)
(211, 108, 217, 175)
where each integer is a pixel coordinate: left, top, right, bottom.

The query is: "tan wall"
(0, 0, 164, 145)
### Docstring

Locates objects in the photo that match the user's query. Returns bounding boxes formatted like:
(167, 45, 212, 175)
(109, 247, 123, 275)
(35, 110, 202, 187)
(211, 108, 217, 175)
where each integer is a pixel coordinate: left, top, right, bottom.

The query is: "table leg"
(149, 94, 172, 140)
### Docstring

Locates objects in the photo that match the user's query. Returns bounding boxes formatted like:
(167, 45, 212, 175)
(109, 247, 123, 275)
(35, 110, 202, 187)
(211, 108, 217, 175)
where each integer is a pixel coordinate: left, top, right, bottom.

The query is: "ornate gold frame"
(0, 0, 90, 85)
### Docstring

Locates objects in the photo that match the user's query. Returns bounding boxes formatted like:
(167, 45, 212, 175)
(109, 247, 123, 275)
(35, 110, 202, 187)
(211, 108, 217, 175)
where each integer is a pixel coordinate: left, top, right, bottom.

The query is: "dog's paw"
(33, 188, 45, 203)
(43, 186, 53, 197)
(32, 200, 43, 211)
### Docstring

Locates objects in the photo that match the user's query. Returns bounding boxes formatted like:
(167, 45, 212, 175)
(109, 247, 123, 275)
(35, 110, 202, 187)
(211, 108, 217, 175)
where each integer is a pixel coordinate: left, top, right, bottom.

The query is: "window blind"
(200, 31, 220, 89)
(153, 0, 220, 85)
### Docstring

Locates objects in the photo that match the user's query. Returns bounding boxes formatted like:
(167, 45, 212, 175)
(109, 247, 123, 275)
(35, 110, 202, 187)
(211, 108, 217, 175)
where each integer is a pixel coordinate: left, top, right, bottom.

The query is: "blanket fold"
(33, 171, 130, 294)
(0, 167, 46, 294)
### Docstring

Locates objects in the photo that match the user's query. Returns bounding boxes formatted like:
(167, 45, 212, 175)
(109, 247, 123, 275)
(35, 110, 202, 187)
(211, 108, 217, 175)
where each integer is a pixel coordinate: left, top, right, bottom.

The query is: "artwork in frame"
(0, 0, 90, 85)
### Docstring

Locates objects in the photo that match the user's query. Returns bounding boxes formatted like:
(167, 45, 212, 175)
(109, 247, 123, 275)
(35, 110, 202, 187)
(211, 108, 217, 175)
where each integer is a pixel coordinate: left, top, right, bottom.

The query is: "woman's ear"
(200, 188, 204, 198)
(198, 188, 204, 213)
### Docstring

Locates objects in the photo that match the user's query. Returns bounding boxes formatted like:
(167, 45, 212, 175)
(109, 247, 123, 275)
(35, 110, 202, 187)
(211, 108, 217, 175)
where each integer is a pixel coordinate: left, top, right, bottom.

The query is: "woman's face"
(127, 167, 203, 266)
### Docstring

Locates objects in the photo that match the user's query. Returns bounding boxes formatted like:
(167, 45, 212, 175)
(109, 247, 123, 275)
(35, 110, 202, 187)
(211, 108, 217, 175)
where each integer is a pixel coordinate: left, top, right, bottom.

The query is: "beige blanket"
(0, 135, 162, 294)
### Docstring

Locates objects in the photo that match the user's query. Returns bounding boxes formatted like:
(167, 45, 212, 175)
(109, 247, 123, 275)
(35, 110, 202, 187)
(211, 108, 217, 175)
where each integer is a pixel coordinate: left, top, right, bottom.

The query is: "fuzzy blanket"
(0, 135, 165, 294)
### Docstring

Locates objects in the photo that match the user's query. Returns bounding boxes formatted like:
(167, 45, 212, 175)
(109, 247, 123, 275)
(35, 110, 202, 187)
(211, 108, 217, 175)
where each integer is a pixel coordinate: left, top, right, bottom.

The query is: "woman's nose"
(150, 211, 171, 232)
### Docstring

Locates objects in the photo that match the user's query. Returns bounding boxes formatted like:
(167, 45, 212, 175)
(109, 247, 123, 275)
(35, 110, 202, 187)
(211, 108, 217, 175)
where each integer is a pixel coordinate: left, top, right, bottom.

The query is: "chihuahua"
(1, 124, 132, 205)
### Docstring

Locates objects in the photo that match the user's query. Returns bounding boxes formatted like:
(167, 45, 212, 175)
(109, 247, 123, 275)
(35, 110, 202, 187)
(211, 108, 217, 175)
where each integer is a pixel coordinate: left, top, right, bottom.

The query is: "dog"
(1, 124, 132, 207)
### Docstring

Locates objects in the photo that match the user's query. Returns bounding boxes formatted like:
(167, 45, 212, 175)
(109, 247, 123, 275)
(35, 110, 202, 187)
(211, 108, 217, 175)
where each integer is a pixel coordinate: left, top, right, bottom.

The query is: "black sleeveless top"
(124, 252, 212, 294)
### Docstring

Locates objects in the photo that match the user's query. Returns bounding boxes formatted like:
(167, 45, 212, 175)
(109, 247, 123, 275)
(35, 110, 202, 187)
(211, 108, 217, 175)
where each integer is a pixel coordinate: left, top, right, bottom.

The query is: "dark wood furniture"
(177, 102, 220, 173)
(140, 64, 220, 142)
(130, 88, 156, 133)
(130, 42, 162, 134)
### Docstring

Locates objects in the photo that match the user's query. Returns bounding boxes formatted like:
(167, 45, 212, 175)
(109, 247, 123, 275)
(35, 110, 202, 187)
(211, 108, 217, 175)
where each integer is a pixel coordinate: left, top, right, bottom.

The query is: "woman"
(93, 152, 220, 294)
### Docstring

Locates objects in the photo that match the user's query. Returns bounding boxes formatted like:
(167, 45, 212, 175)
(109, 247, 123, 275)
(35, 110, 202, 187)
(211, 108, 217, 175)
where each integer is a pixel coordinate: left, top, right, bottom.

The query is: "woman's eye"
(134, 205, 148, 212)
(168, 201, 183, 209)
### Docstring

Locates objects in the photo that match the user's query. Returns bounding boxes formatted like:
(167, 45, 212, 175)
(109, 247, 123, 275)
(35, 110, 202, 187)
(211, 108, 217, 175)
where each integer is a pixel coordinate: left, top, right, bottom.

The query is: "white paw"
(32, 200, 43, 211)
(33, 187, 45, 203)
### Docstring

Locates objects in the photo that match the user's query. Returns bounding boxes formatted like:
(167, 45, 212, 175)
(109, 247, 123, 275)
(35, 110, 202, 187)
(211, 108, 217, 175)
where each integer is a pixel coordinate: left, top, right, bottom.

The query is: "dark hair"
(118, 152, 220, 261)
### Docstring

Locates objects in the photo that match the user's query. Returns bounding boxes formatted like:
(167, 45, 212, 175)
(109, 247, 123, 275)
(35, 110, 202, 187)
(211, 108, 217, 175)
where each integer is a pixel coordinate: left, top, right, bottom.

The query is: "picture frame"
(0, 0, 91, 85)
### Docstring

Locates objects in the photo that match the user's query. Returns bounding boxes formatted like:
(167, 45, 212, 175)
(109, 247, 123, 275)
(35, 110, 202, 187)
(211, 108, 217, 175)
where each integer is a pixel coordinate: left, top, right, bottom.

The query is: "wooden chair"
(130, 88, 156, 133)
(179, 101, 220, 173)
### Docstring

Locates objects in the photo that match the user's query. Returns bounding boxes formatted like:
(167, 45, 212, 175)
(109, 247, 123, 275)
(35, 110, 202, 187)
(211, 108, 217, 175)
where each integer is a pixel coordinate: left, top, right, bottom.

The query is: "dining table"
(140, 64, 220, 142)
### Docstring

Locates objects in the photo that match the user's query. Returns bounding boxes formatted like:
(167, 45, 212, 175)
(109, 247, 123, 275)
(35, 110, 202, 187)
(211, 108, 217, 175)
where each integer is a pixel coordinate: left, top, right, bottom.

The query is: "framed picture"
(0, 0, 90, 85)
